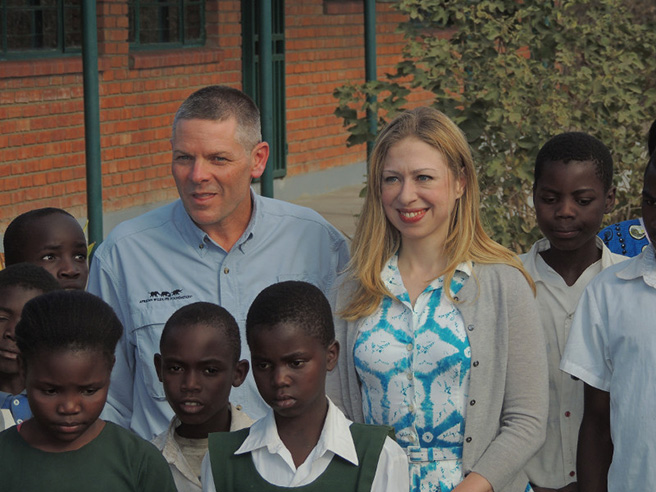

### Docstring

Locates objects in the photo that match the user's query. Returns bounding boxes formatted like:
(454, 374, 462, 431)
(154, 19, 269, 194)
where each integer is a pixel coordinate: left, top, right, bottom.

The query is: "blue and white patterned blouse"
(354, 255, 471, 492)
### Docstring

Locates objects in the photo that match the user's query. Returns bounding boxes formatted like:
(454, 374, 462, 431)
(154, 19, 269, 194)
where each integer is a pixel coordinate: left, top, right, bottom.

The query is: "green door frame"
(242, 0, 287, 179)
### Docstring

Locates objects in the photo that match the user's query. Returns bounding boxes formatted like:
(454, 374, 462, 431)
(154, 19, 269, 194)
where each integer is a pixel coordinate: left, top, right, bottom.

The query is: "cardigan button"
(467, 325, 474, 331)
(465, 437, 472, 443)
(470, 399, 476, 406)
(472, 361, 479, 367)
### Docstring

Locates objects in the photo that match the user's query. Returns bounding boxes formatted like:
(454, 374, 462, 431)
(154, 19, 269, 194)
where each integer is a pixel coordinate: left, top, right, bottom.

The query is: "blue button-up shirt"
(88, 191, 349, 439)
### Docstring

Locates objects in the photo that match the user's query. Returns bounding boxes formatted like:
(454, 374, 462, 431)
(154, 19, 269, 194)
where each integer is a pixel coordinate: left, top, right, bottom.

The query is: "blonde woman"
(328, 107, 547, 492)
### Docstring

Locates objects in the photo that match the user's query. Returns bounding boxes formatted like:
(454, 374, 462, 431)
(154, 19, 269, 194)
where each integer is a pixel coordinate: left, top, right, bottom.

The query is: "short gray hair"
(172, 85, 262, 151)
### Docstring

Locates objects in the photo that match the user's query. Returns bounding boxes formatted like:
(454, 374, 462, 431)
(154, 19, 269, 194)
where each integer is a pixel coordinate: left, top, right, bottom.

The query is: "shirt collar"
(382, 254, 472, 300)
(617, 245, 656, 288)
(235, 398, 359, 466)
(173, 189, 261, 257)
(0, 390, 27, 408)
(526, 236, 616, 283)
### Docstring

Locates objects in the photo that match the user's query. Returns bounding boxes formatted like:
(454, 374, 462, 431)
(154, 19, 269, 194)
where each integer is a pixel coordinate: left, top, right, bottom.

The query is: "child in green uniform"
(201, 281, 408, 492)
(0, 290, 176, 491)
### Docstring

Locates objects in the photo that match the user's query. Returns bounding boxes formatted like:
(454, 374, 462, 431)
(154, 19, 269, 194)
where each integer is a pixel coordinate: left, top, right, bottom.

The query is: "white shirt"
(152, 404, 253, 492)
(561, 246, 656, 490)
(520, 237, 625, 488)
(201, 399, 409, 491)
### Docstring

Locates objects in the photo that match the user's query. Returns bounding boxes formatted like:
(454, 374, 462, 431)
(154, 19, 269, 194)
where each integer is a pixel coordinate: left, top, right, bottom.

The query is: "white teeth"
(401, 210, 423, 218)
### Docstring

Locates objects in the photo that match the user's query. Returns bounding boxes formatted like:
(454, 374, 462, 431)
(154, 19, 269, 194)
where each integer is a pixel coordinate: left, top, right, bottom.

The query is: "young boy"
(153, 302, 252, 492)
(521, 132, 626, 492)
(3, 208, 89, 290)
(201, 281, 408, 491)
(560, 153, 656, 491)
(0, 263, 60, 431)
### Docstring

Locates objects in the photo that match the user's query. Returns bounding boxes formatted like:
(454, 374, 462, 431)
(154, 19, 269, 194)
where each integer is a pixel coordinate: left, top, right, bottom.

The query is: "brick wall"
(0, 0, 431, 233)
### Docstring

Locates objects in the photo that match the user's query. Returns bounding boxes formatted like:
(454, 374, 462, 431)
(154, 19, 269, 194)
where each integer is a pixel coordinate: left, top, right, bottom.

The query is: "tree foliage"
(334, 0, 656, 252)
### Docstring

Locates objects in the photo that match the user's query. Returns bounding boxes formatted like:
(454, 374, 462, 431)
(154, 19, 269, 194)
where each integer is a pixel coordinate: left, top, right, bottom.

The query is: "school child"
(521, 132, 626, 492)
(3, 207, 89, 290)
(201, 281, 409, 491)
(0, 290, 176, 491)
(560, 152, 656, 490)
(152, 302, 252, 492)
(0, 263, 60, 431)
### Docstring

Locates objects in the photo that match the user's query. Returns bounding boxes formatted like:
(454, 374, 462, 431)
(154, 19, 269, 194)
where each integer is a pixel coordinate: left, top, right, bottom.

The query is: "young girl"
(328, 107, 548, 492)
(0, 290, 176, 491)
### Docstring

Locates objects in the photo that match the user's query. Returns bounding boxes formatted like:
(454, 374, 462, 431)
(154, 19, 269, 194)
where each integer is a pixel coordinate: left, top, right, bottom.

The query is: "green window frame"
(129, 0, 205, 49)
(0, 0, 81, 60)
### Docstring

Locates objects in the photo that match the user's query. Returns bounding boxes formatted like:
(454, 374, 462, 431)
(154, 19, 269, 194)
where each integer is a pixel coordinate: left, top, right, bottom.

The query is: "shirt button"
(569, 471, 576, 477)
(408, 404, 415, 412)
(453, 296, 459, 302)
(472, 361, 479, 367)
(16, 419, 22, 424)
(13, 399, 19, 406)
(223, 267, 230, 274)
(406, 343, 413, 352)
(470, 399, 476, 406)
(199, 244, 204, 249)
(564, 411, 571, 417)
(407, 372, 413, 381)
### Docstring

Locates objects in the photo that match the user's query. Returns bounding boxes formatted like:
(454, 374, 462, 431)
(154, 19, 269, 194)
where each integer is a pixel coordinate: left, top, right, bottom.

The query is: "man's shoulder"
(96, 201, 180, 253)
(257, 195, 335, 229)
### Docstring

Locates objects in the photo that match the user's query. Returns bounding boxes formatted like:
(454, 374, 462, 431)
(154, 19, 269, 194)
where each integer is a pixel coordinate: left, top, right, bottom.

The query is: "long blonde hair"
(341, 107, 534, 320)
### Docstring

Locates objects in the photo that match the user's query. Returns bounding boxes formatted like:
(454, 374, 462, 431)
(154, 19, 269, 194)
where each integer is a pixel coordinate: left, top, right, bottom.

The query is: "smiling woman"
(329, 107, 548, 492)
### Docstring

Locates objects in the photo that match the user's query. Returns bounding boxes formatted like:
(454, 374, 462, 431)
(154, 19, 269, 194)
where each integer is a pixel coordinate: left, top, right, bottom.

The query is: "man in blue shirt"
(88, 86, 350, 440)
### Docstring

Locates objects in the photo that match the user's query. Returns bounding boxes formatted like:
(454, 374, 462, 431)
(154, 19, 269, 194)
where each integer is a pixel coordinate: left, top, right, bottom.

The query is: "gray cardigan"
(327, 262, 548, 492)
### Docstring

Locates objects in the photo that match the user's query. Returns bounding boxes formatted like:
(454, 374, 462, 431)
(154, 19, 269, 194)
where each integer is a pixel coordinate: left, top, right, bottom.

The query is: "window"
(0, 0, 81, 59)
(129, 0, 205, 49)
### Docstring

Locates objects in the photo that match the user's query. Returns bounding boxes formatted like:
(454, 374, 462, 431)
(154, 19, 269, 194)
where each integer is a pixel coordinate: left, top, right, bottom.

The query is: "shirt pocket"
(131, 301, 190, 401)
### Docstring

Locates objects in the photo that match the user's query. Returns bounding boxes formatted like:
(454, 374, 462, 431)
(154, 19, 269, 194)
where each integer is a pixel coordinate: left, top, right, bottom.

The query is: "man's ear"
(250, 142, 269, 179)
(232, 359, 249, 388)
(604, 185, 617, 214)
(326, 340, 340, 372)
(154, 354, 163, 383)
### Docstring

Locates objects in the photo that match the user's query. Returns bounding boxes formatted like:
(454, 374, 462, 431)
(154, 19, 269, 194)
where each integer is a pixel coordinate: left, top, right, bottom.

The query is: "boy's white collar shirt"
(152, 403, 253, 492)
(560, 246, 656, 490)
(520, 237, 626, 488)
(201, 398, 409, 491)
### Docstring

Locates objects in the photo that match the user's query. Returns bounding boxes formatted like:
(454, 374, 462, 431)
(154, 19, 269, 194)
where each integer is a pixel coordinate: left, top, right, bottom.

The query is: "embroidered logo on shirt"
(139, 289, 192, 304)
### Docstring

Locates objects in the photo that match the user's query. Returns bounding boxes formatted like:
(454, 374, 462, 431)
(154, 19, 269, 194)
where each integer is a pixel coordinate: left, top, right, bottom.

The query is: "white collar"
(235, 398, 359, 466)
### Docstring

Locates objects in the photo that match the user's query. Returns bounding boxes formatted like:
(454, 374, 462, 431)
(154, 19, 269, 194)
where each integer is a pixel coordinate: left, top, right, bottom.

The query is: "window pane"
(139, 3, 179, 43)
(64, 2, 82, 50)
(184, 4, 201, 42)
(129, 0, 204, 46)
(7, 8, 58, 50)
